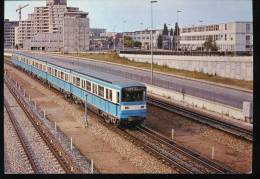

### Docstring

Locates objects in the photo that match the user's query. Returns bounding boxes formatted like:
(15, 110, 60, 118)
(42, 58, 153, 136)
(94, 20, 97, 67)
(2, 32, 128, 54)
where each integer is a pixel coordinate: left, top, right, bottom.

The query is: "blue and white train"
(11, 52, 147, 126)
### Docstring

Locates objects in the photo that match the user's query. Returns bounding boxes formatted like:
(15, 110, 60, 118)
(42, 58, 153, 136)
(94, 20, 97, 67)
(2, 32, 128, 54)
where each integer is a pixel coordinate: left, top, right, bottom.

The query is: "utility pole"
(150, 0, 158, 85)
(123, 20, 126, 51)
(199, 20, 203, 54)
(83, 94, 88, 128)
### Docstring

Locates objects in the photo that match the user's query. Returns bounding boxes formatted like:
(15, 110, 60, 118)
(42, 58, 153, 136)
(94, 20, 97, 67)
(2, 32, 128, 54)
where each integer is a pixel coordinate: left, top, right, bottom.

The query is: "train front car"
(119, 85, 147, 127)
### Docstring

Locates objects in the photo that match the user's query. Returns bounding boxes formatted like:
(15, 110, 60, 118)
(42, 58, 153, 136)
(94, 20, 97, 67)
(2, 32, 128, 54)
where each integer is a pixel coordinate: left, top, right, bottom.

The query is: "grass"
(65, 52, 253, 90)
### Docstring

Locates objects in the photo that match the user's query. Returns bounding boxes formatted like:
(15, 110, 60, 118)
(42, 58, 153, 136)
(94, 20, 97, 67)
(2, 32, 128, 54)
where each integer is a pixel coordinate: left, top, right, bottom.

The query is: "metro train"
(11, 52, 147, 126)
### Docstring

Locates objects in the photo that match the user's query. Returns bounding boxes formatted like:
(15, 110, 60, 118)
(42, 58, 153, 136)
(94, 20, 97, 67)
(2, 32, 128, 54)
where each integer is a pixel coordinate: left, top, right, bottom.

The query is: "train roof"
(14, 51, 146, 88)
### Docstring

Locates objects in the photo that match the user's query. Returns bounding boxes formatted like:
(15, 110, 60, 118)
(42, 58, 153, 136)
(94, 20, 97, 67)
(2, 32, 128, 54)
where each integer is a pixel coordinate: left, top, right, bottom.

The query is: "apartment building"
(15, 0, 90, 52)
(180, 21, 253, 52)
(63, 12, 90, 52)
(4, 19, 19, 49)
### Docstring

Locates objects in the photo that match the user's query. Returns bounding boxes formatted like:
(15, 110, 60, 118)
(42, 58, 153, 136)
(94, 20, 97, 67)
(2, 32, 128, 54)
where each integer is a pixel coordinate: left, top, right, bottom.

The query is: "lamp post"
(123, 20, 126, 51)
(113, 25, 116, 51)
(176, 10, 182, 52)
(150, 0, 157, 85)
(199, 20, 203, 53)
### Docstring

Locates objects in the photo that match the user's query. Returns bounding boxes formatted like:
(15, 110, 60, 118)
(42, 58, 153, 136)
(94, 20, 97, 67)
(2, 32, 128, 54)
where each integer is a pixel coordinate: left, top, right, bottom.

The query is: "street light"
(199, 20, 203, 53)
(176, 10, 182, 52)
(150, 0, 157, 85)
(123, 20, 126, 51)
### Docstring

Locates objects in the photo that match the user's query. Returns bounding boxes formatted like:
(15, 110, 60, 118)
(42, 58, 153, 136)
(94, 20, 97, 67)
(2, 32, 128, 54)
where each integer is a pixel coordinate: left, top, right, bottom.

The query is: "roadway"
(8, 51, 253, 109)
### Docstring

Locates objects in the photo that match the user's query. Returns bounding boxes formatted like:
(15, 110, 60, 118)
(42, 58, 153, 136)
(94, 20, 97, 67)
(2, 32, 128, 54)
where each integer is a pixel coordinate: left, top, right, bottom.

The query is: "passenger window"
(98, 85, 104, 97)
(76, 77, 80, 87)
(117, 92, 119, 103)
(106, 89, 113, 101)
(86, 80, 91, 91)
(93, 84, 97, 94)
(48, 67, 51, 74)
(61, 72, 64, 79)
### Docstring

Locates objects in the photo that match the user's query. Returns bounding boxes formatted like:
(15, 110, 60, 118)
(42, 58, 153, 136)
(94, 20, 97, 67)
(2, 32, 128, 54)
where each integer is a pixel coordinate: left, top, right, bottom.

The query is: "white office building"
(180, 21, 253, 53)
(123, 30, 162, 49)
(123, 21, 253, 53)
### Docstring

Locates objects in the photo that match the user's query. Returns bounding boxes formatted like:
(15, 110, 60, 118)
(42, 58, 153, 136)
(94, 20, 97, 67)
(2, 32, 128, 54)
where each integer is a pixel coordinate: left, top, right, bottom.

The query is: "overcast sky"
(4, 0, 253, 32)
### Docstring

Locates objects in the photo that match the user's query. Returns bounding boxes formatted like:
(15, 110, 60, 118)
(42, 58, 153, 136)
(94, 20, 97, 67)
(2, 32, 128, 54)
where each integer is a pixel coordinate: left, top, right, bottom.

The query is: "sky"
(4, 0, 253, 32)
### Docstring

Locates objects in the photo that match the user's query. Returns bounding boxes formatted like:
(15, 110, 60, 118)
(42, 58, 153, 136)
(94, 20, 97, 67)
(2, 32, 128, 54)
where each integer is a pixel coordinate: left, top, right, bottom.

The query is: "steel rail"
(147, 96, 252, 141)
(4, 99, 39, 173)
(4, 77, 82, 174)
(137, 125, 237, 174)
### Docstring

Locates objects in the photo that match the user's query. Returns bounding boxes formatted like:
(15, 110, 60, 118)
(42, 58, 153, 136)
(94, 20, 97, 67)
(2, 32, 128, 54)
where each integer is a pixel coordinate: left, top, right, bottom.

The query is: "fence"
(4, 72, 99, 174)
(119, 50, 252, 56)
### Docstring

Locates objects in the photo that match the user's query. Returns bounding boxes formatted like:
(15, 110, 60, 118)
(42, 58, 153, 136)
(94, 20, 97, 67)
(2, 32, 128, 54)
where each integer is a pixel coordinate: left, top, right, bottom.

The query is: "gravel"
(4, 84, 65, 174)
(4, 108, 34, 174)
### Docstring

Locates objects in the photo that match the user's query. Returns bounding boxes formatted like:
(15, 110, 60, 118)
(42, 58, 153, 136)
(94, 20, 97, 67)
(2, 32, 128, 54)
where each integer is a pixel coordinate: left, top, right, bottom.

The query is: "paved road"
(16, 52, 253, 109)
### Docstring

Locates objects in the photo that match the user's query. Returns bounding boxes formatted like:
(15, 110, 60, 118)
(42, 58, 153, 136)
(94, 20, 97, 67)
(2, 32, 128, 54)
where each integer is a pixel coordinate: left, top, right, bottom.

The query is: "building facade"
(123, 21, 253, 53)
(63, 12, 90, 52)
(4, 19, 19, 49)
(23, 33, 62, 51)
(180, 21, 253, 52)
(123, 30, 162, 49)
(15, 0, 90, 52)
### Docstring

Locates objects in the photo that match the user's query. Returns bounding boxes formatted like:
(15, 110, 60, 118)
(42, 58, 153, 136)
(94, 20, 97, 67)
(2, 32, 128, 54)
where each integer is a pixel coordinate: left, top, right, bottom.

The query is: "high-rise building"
(15, 0, 89, 52)
(63, 12, 90, 52)
(4, 19, 19, 49)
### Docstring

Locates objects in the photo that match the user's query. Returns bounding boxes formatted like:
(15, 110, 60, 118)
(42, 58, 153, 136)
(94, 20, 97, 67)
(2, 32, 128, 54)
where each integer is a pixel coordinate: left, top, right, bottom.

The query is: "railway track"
(147, 96, 253, 141)
(136, 125, 236, 174)
(4, 76, 82, 174)
(4, 106, 36, 173)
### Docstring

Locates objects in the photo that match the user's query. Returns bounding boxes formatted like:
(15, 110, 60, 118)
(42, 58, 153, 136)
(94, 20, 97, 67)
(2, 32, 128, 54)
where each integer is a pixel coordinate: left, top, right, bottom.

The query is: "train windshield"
(121, 87, 146, 102)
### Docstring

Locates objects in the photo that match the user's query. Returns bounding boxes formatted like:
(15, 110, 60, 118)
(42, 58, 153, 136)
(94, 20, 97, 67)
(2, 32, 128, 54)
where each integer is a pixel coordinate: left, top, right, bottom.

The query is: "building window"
(246, 35, 250, 40)
(246, 24, 250, 33)
(225, 34, 227, 41)
(225, 24, 227, 30)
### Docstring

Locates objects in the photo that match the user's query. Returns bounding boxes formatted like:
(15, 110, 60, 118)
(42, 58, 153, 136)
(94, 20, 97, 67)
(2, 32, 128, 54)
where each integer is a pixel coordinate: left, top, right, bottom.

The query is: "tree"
(162, 23, 169, 36)
(157, 34, 163, 49)
(170, 28, 174, 36)
(172, 22, 180, 50)
(202, 36, 218, 51)
(133, 41, 142, 48)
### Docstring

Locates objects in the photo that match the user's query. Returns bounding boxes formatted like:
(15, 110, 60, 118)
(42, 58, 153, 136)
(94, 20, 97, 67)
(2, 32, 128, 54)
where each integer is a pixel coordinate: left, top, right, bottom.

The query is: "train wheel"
(104, 117, 110, 124)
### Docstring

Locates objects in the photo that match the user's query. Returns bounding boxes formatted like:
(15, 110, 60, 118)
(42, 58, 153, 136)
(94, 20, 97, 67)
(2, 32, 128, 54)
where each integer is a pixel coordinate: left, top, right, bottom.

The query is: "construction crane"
(16, 4, 29, 21)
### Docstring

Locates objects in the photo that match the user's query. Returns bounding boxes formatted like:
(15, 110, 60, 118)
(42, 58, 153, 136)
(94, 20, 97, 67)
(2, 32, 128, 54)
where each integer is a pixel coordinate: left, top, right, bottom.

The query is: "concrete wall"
(147, 84, 252, 123)
(119, 54, 253, 81)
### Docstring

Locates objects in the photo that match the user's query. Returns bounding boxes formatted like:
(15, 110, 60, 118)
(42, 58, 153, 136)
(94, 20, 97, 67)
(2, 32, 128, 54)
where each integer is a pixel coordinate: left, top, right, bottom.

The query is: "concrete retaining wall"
(147, 84, 250, 123)
(119, 54, 253, 81)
